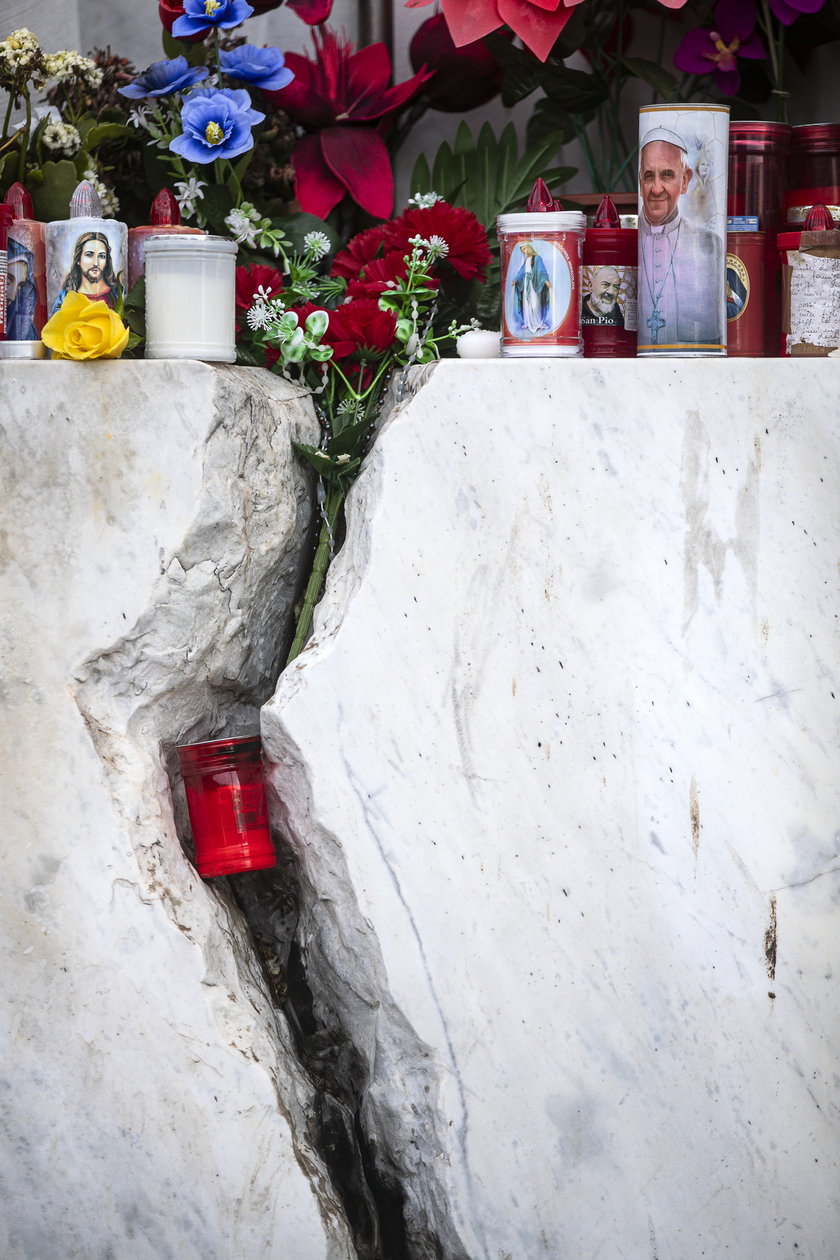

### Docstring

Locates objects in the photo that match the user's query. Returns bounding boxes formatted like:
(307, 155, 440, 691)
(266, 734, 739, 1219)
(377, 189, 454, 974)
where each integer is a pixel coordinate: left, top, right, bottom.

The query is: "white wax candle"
(457, 329, 501, 359)
(144, 235, 238, 362)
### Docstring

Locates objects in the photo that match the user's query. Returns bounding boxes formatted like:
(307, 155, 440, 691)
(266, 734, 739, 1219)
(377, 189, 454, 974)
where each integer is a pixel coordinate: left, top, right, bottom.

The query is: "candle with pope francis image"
(637, 105, 729, 358)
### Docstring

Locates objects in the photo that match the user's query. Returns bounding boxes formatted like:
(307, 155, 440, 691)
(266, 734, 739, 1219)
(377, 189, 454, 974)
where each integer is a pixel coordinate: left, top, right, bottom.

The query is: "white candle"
(456, 329, 500, 359)
(144, 235, 238, 362)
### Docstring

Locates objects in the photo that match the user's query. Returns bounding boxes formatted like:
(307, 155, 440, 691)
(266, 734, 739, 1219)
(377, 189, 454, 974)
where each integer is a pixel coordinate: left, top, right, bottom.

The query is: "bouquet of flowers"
(239, 194, 492, 662)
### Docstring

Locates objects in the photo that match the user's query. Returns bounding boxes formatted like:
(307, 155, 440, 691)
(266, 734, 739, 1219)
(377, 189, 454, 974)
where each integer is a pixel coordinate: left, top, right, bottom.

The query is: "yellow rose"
(42, 291, 130, 360)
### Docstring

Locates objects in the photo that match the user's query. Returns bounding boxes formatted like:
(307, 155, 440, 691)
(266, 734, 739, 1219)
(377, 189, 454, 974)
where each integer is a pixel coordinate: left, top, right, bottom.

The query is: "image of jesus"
(638, 127, 723, 348)
(512, 242, 552, 334)
(51, 231, 122, 315)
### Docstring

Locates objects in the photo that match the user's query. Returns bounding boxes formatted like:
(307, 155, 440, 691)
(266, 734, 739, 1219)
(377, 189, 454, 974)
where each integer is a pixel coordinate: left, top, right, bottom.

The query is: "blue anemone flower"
(169, 87, 264, 165)
(118, 56, 209, 99)
(220, 46, 295, 92)
(173, 0, 255, 38)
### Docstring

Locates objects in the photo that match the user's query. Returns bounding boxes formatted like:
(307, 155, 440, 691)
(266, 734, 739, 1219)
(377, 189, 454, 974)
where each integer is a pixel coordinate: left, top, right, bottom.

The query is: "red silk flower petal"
(350, 63, 436, 121)
(263, 54, 337, 128)
(654, 0, 689, 10)
(320, 127, 394, 219)
(347, 41, 392, 102)
(292, 133, 348, 218)
(440, 0, 503, 48)
(285, 0, 333, 23)
(497, 0, 576, 60)
(405, 0, 436, 7)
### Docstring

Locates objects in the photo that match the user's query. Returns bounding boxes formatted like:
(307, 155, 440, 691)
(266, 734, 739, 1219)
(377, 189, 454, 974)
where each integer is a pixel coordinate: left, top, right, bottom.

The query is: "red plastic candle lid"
(150, 187, 181, 226)
(3, 181, 34, 220)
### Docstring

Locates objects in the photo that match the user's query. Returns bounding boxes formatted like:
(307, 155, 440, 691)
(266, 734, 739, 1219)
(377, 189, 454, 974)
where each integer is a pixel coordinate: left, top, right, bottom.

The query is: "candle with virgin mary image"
(637, 105, 729, 357)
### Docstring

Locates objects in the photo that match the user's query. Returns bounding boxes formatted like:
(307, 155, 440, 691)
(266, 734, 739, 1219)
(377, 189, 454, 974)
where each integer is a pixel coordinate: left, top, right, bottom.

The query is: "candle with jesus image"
(637, 105, 729, 358)
(45, 181, 127, 321)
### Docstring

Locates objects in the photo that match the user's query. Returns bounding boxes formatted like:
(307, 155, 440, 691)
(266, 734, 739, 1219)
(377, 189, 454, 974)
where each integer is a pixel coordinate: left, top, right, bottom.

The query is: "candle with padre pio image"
(637, 104, 729, 357)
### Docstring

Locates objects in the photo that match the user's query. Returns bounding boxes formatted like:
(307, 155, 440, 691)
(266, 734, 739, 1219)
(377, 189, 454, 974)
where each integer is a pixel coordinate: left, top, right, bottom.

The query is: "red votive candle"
(786, 124, 840, 227)
(728, 122, 790, 357)
(0, 203, 13, 339)
(177, 734, 276, 878)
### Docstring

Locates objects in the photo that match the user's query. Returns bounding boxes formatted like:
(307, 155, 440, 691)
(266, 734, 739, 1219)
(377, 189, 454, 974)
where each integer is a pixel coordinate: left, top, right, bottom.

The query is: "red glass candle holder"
(786, 124, 840, 226)
(728, 122, 790, 357)
(581, 194, 637, 358)
(0, 203, 13, 339)
(177, 734, 276, 878)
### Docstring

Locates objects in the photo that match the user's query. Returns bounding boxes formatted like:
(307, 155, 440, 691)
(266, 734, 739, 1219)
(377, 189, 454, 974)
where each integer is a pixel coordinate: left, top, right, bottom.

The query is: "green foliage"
(162, 30, 208, 66)
(409, 121, 577, 334)
(28, 159, 81, 220)
(620, 58, 677, 98)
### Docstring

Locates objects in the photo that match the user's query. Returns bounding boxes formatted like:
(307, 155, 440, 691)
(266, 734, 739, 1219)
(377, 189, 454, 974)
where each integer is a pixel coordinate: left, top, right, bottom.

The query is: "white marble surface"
(263, 360, 840, 1260)
(0, 362, 356, 1260)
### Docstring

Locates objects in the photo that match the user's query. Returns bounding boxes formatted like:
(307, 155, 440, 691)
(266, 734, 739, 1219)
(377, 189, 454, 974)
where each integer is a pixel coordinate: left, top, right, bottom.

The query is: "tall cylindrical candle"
(45, 180, 127, 317)
(786, 124, 840, 226)
(0, 204, 12, 339)
(728, 122, 790, 356)
(637, 104, 729, 357)
(725, 231, 765, 356)
(144, 234, 238, 362)
(582, 194, 637, 357)
(4, 183, 47, 340)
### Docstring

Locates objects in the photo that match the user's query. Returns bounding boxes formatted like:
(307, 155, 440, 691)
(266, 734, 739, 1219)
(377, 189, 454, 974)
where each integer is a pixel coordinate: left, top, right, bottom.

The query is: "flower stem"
(16, 87, 30, 185)
(215, 28, 223, 81)
(2, 91, 14, 141)
(287, 484, 344, 665)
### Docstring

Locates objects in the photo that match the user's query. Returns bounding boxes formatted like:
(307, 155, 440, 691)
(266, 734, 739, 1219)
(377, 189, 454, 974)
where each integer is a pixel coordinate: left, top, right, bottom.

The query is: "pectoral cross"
(646, 306, 665, 345)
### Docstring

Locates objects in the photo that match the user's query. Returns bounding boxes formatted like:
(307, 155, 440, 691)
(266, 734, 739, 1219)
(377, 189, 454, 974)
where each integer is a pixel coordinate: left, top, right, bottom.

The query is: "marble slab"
(0, 361, 356, 1260)
(263, 360, 840, 1260)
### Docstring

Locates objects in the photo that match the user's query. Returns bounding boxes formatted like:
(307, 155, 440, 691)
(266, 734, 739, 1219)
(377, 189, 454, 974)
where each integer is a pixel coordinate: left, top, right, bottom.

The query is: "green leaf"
(431, 141, 455, 201)
(124, 276, 146, 313)
(201, 182, 236, 232)
(540, 63, 610, 113)
(162, 29, 208, 66)
(29, 160, 81, 221)
(235, 341, 266, 367)
(620, 57, 677, 98)
(329, 416, 368, 453)
(410, 152, 431, 198)
(494, 121, 519, 209)
(275, 211, 342, 257)
(0, 152, 18, 197)
(483, 34, 544, 107)
(85, 122, 134, 149)
(508, 130, 566, 204)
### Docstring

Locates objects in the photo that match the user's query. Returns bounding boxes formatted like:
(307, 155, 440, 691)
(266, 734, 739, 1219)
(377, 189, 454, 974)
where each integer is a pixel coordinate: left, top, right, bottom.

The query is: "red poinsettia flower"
(286, 0, 333, 21)
(330, 225, 389, 279)
(405, 0, 687, 63)
(235, 263, 284, 311)
(264, 28, 434, 220)
(385, 202, 492, 282)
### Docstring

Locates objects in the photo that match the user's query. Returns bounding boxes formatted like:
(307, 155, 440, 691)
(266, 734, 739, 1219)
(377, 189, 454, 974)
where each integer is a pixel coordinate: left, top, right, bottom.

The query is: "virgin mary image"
(512, 242, 552, 334)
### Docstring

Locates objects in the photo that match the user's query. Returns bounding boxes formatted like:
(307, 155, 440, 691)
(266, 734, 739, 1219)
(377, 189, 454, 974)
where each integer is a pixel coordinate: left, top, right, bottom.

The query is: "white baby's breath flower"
(83, 165, 119, 217)
(408, 191, 443, 209)
(304, 231, 331, 262)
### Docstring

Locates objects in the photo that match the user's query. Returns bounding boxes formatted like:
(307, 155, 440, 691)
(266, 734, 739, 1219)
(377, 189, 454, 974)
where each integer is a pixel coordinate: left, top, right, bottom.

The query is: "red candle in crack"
(581, 193, 637, 358)
(127, 188, 204, 292)
(177, 735, 276, 879)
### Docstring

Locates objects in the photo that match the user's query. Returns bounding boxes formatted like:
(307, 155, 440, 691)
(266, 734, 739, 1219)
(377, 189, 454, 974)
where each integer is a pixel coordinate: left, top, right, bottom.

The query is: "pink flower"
(673, 0, 765, 94)
(264, 28, 433, 220)
(406, 0, 687, 64)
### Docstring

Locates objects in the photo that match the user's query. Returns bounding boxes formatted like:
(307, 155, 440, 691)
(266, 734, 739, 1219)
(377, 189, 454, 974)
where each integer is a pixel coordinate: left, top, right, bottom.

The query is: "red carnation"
(346, 250, 440, 300)
(385, 202, 492, 282)
(235, 263, 284, 312)
(331, 225, 388, 280)
(296, 298, 398, 361)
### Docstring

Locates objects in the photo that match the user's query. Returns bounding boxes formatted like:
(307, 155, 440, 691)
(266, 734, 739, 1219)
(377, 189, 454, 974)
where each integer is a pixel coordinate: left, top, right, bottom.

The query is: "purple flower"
(118, 56, 209, 98)
(220, 45, 295, 91)
(169, 87, 264, 164)
(673, 0, 765, 95)
(173, 0, 254, 38)
(768, 0, 825, 25)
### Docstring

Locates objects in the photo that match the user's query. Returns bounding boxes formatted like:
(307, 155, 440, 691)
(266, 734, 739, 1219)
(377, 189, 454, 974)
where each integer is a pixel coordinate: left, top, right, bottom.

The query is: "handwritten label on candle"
(787, 251, 840, 349)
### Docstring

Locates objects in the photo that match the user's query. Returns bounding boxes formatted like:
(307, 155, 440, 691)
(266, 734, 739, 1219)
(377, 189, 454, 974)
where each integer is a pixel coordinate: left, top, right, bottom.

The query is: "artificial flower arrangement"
(237, 193, 492, 661)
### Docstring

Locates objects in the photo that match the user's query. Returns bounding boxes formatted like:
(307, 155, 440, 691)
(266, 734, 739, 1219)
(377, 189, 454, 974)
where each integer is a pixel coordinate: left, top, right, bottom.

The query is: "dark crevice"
(221, 863, 410, 1260)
